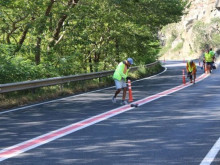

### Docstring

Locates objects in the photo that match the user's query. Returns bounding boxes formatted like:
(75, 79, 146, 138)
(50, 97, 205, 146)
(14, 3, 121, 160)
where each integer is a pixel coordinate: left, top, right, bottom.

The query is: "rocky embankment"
(160, 0, 220, 60)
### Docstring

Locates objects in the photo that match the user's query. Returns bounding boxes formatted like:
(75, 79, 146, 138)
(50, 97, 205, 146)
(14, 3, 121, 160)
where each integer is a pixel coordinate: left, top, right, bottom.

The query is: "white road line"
(0, 67, 167, 115)
(200, 137, 220, 165)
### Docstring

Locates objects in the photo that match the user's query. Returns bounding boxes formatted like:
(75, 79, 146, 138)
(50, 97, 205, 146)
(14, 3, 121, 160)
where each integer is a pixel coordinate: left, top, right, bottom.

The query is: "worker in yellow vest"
(209, 48, 216, 71)
(112, 58, 133, 105)
(204, 49, 213, 74)
(186, 60, 197, 84)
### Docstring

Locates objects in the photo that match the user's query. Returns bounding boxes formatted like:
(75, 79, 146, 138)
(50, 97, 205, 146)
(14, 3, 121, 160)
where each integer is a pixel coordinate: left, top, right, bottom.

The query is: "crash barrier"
(0, 61, 160, 93)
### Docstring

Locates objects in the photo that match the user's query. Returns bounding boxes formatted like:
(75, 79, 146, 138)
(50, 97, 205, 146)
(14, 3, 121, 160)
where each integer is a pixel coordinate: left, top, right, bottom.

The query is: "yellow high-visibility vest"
(187, 61, 197, 72)
(205, 53, 213, 62)
(113, 62, 129, 80)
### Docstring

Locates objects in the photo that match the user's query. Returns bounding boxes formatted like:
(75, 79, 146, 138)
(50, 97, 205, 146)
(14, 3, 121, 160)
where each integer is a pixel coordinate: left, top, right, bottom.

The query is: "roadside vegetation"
(0, 0, 187, 109)
(160, 17, 220, 57)
(0, 63, 163, 110)
(192, 18, 220, 52)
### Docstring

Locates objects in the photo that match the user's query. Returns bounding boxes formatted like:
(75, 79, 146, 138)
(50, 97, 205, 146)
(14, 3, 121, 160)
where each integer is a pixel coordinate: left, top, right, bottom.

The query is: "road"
(0, 60, 220, 165)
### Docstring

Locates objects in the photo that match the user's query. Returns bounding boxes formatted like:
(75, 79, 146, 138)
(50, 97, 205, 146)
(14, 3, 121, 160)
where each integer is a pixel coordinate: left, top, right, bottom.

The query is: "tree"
(0, 0, 187, 83)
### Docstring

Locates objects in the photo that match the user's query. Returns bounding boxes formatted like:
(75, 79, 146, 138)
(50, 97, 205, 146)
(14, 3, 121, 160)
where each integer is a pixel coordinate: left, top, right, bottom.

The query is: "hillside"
(159, 0, 220, 60)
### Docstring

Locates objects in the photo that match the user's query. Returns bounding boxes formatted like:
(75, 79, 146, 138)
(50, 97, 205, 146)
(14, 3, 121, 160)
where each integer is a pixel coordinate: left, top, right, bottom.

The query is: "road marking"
(134, 73, 207, 106)
(200, 137, 220, 165)
(0, 73, 208, 162)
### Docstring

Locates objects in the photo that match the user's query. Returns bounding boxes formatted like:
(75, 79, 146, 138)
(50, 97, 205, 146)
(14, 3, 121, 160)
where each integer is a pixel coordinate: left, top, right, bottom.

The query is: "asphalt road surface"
(0, 60, 220, 165)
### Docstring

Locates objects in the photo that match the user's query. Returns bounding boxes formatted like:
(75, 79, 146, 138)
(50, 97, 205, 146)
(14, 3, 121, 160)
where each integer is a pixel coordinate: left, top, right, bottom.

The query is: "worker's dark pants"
(187, 72, 192, 79)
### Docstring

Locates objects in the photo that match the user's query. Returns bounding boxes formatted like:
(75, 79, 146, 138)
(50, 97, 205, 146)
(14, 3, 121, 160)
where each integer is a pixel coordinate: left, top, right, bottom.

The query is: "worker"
(209, 48, 216, 71)
(112, 58, 133, 105)
(204, 49, 213, 74)
(186, 60, 197, 84)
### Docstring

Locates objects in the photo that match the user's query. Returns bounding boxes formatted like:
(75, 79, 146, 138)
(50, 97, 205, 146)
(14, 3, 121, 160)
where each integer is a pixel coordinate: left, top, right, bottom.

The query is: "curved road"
(0, 60, 220, 165)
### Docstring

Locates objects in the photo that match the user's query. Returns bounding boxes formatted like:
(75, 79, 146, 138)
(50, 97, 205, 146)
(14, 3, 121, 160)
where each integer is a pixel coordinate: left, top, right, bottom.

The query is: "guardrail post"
(60, 84, 63, 91)
(98, 77, 102, 88)
(31, 88, 36, 94)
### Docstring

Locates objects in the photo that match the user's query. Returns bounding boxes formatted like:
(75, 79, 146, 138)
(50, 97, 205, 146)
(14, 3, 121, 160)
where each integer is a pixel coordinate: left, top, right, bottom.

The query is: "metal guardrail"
(0, 61, 159, 93)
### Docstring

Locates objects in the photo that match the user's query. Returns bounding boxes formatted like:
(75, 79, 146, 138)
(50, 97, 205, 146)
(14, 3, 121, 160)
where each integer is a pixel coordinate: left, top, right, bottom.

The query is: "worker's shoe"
(112, 96, 117, 103)
(121, 100, 128, 105)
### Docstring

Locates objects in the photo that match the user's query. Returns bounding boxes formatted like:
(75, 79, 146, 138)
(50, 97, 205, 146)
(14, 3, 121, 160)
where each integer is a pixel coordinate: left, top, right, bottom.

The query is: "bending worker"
(204, 49, 213, 73)
(209, 48, 216, 71)
(186, 60, 197, 84)
(112, 58, 133, 105)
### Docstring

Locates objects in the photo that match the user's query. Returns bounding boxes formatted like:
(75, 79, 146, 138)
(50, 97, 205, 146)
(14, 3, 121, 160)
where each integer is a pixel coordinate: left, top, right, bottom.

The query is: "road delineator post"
(182, 69, 186, 84)
(127, 79, 133, 102)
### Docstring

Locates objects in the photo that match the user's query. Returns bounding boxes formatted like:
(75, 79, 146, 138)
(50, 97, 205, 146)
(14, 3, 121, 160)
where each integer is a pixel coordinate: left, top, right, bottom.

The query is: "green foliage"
(129, 62, 162, 79)
(212, 34, 220, 47)
(0, 44, 59, 83)
(172, 42, 183, 52)
(137, 65, 147, 78)
(160, 22, 182, 55)
(0, 55, 58, 83)
(159, 37, 175, 56)
(0, 0, 187, 84)
(192, 18, 220, 51)
(192, 21, 207, 50)
(159, 45, 170, 56)
(210, 18, 220, 48)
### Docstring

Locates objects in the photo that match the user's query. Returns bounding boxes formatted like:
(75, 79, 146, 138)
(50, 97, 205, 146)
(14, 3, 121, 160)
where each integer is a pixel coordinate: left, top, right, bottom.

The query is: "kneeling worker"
(186, 60, 197, 84)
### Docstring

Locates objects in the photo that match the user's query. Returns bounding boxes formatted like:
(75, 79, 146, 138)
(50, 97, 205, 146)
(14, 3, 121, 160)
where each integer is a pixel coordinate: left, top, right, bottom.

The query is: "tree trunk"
(7, 22, 18, 44)
(115, 37, 120, 63)
(49, 0, 80, 49)
(13, 15, 35, 54)
(13, 25, 29, 54)
(89, 53, 93, 72)
(35, 37, 41, 65)
(94, 52, 100, 72)
(34, 0, 55, 64)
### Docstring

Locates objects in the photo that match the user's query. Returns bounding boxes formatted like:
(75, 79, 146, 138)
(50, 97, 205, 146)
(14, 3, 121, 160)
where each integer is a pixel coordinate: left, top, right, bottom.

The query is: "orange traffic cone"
(205, 65, 208, 74)
(182, 69, 186, 84)
(127, 79, 133, 102)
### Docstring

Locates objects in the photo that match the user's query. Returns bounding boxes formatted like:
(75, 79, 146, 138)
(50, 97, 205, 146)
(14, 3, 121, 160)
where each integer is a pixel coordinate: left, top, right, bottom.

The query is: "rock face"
(160, 0, 220, 60)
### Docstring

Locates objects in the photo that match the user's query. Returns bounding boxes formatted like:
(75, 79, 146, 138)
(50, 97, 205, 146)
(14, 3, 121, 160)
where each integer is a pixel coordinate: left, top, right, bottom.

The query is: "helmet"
(127, 58, 134, 65)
